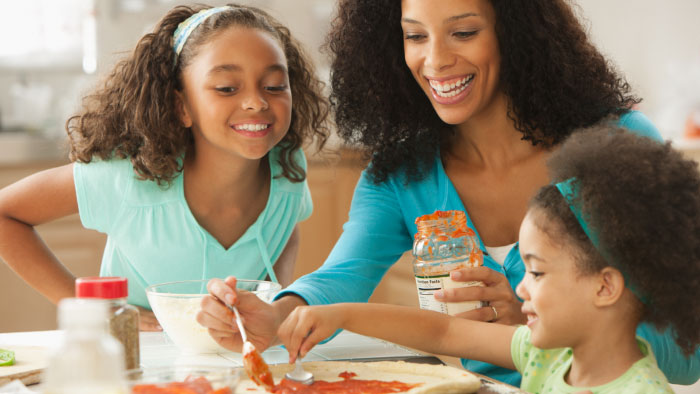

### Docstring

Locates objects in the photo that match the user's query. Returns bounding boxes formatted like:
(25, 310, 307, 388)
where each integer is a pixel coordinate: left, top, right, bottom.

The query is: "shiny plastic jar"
(42, 298, 128, 394)
(413, 210, 484, 315)
(76, 277, 140, 370)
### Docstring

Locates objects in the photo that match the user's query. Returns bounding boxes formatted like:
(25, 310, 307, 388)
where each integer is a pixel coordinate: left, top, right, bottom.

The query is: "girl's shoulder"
(74, 156, 181, 207)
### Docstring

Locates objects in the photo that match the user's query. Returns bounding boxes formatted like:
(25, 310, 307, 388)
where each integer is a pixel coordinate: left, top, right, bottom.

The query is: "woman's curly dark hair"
(529, 126, 700, 356)
(327, 0, 640, 183)
(67, 3, 329, 185)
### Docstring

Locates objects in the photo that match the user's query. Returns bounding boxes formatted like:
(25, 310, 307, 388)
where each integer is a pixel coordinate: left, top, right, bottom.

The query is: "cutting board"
(0, 346, 49, 386)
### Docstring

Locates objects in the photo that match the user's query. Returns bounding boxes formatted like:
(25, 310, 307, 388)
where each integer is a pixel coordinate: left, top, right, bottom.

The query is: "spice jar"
(413, 210, 485, 315)
(76, 277, 140, 370)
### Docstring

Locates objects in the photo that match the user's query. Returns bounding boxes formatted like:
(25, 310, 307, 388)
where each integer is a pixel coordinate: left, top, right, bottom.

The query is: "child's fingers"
(207, 277, 238, 306)
(277, 310, 302, 363)
(199, 294, 236, 326)
(208, 328, 243, 352)
(290, 310, 316, 358)
(299, 325, 329, 359)
(196, 303, 237, 333)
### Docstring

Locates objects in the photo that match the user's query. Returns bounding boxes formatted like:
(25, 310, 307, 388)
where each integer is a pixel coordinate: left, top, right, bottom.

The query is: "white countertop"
(0, 329, 425, 369)
(0, 329, 525, 393)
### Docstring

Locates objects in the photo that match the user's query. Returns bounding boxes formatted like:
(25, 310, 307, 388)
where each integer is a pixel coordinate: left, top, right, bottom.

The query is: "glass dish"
(127, 365, 240, 393)
(146, 279, 281, 354)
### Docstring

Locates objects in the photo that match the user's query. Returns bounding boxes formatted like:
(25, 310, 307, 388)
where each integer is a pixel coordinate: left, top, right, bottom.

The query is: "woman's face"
(400, 0, 502, 126)
(178, 26, 292, 161)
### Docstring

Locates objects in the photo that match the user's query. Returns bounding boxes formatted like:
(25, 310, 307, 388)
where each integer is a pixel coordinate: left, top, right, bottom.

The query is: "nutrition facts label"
(415, 275, 484, 315)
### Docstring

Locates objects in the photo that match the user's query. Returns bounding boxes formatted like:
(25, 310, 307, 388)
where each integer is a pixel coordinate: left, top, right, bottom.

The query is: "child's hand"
(197, 277, 279, 353)
(277, 305, 346, 363)
(136, 306, 162, 331)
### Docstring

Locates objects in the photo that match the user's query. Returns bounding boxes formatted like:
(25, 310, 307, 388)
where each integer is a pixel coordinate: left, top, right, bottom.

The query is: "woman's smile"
(426, 74, 475, 104)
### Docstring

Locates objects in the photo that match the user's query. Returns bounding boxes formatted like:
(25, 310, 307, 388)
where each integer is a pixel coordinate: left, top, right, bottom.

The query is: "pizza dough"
(235, 360, 481, 393)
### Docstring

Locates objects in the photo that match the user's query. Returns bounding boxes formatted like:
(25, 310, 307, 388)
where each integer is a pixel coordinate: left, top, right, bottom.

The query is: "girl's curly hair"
(67, 3, 329, 185)
(326, 0, 640, 183)
(530, 126, 700, 356)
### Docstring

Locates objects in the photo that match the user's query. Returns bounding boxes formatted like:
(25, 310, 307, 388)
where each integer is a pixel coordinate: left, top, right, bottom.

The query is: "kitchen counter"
(0, 329, 523, 393)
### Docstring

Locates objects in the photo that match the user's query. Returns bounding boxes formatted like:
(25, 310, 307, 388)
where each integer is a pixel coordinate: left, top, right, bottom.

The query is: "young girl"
(276, 126, 700, 393)
(0, 4, 328, 330)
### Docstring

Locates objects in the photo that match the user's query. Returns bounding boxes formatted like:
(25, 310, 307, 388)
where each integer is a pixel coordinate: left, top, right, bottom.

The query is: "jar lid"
(75, 276, 128, 299)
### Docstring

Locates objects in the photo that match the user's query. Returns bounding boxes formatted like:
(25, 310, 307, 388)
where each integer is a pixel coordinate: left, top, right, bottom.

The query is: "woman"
(198, 0, 699, 385)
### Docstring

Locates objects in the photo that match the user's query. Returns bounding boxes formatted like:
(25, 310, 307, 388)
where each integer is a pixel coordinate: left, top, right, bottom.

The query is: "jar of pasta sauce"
(412, 210, 485, 315)
(76, 277, 140, 370)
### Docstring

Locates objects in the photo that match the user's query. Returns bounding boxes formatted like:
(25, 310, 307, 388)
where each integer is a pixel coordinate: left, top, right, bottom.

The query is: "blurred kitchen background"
(1, 1, 699, 391)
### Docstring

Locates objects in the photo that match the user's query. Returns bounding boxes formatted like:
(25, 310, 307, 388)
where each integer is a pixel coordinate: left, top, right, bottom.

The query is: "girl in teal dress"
(0, 4, 328, 330)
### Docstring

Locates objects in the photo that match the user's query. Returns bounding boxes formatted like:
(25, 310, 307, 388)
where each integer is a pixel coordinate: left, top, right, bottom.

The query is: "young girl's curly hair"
(530, 125, 700, 356)
(67, 3, 329, 185)
(326, 0, 640, 183)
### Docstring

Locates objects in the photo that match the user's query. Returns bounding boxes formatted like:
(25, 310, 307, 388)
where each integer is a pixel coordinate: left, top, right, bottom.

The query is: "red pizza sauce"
(131, 375, 232, 394)
(243, 343, 275, 389)
(269, 371, 421, 394)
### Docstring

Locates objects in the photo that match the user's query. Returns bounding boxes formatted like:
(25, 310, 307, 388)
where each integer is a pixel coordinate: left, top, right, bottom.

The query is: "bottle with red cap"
(76, 277, 140, 370)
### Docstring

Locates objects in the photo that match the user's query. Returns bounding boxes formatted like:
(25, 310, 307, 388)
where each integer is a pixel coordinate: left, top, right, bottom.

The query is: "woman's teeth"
(234, 124, 269, 132)
(429, 75, 474, 98)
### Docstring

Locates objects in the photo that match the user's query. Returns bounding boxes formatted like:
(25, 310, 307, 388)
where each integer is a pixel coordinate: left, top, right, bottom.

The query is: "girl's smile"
(231, 121, 273, 138)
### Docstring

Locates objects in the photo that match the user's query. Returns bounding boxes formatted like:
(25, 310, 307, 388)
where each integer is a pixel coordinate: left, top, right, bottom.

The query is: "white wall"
(576, 0, 700, 139)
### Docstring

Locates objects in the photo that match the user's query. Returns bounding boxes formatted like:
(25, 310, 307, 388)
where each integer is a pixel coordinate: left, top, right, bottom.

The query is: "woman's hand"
(136, 306, 162, 331)
(277, 305, 345, 363)
(435, 266, 526, 325)
(196, 276, 282, 352)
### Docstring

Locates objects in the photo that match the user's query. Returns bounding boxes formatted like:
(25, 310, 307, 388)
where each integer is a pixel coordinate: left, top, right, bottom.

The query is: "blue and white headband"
(173, 6, 232, 60)
(555, 178, 649, 304)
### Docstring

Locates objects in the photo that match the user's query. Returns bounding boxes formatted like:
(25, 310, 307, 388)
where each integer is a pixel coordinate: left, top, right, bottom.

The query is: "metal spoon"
(285, 355, 314, 385)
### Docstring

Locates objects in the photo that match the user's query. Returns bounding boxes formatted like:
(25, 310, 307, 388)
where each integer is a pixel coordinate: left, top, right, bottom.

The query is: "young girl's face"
(400, 0, 504, 126)
(516, 210, 600, 349)
(178, 26, 292, 160)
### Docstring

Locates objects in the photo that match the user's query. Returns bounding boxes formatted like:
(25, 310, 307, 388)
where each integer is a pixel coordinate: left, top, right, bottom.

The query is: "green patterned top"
(511, 325, 673, 393)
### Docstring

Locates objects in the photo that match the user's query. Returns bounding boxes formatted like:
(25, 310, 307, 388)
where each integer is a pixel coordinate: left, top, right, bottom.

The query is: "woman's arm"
(0, 164, 78, 303)
(278, 303, 517, 370)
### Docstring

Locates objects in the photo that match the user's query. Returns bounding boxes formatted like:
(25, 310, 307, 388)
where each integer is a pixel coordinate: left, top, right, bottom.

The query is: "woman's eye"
(453, 31, 478, 39)
(404, 33, 426, 41)
(215, 87, 237, 94)
(529, 271, 544, 279)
